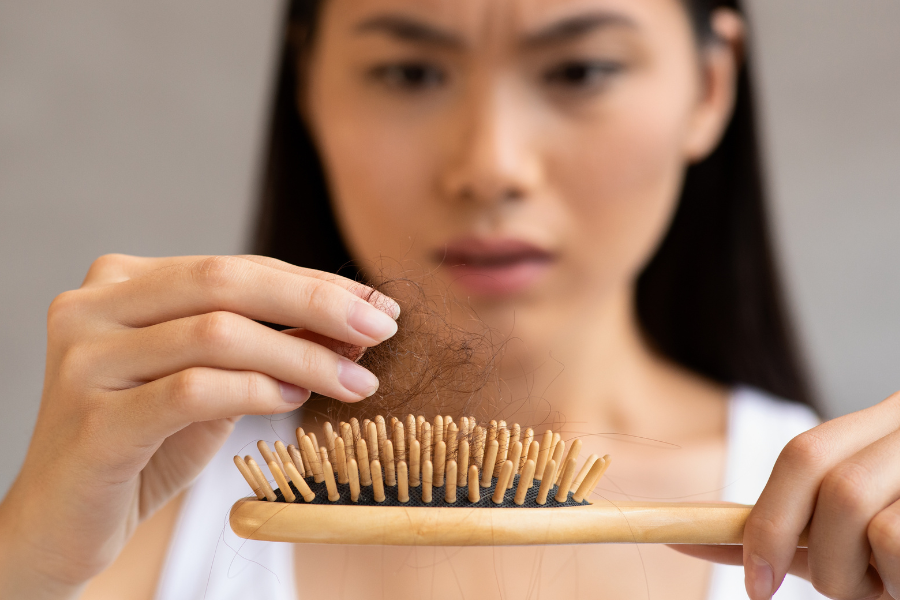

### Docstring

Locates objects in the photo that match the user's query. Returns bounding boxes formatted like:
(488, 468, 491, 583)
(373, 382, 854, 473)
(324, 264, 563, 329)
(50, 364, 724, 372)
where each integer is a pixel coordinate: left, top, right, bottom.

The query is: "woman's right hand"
(0, 254, 399, 599)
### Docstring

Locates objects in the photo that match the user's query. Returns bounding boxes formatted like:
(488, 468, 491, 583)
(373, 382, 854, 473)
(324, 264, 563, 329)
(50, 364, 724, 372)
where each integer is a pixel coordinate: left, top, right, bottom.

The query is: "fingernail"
(747, 554, 774, 600)
(279, 382, 311, 404)
(337, 359, 379, 398)
(348, 301, 398, 342)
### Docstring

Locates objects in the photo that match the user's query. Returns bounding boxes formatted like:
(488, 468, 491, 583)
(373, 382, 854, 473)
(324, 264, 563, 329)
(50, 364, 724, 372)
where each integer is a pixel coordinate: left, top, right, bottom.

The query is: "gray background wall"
(1, 1, 898, 496)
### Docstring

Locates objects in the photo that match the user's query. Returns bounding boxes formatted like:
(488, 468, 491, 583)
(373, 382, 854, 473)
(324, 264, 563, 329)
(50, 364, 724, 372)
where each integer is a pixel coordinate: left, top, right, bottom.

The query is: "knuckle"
(88, 253, 128, 275)
(194, 311, 242, 350)
(819, 462, 871, 514)
(190, 256, 242, 290)
(780, 430, 832, 472)
(168, 368, 210, 414)
(47, 290, 84, 334)
(869, 510, 900, 558)
(303, 278, 338, 316)
(743, 511, 785, 545)
(820, 462, 873, 514)
(241, 371, 271, 405)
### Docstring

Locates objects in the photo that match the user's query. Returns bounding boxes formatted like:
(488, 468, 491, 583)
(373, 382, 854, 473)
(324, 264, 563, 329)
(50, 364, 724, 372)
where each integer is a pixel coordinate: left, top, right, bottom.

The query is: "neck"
(495, 286, 727, 444)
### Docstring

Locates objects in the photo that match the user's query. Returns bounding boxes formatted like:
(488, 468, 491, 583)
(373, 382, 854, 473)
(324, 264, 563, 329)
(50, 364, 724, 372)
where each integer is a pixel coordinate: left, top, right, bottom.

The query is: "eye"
(368, 62, 447, 91)
(543, 60, 623, 89)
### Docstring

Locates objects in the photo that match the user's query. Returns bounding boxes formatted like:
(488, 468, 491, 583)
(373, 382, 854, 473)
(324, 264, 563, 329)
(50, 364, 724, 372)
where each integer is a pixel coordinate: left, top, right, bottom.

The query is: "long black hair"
(254, 0, 815, 408)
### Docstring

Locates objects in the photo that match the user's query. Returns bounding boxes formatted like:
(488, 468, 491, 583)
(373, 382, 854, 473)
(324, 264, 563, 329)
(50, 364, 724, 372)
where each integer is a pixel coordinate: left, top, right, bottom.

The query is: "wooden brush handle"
(230, 499, 807, 547)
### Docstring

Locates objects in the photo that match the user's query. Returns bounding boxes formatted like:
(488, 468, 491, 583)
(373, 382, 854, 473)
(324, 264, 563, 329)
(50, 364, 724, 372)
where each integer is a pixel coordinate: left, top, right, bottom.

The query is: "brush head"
(234, 414, 610, 512)
(271, 474, 589, 508)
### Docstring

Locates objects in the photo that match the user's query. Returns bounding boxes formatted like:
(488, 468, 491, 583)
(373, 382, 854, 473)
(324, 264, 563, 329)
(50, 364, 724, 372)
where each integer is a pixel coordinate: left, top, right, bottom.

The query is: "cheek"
(548, 84, 694, 289)
(311, 103, 441, 270)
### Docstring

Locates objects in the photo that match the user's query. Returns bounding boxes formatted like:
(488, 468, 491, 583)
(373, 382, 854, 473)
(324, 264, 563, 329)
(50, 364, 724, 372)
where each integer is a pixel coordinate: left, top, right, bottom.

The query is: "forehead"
(323, 0, 688, 39)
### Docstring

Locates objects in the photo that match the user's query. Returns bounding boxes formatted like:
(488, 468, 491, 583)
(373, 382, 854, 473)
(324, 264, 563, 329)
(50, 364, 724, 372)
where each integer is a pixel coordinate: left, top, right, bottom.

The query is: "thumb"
(669, 545, 812, 581)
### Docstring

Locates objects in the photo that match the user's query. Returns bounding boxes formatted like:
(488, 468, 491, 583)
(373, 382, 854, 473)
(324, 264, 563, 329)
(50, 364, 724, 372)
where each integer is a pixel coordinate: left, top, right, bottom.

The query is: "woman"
(1, 0, 898, 598)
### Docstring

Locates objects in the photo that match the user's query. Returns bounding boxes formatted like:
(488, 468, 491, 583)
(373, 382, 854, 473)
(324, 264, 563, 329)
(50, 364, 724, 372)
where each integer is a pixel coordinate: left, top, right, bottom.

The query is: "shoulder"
(722, 386, 820, 505)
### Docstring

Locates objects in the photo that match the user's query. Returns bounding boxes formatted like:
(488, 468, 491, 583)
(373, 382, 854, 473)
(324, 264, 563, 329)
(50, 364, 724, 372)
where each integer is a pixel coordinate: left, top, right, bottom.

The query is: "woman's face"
(303, 0, 737, 345)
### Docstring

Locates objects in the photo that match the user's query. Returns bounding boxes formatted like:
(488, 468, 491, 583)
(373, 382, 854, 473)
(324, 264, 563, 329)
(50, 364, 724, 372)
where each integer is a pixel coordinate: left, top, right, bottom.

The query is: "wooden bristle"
(572, 456, 608, 503)
(318, 446, 329, 471)
(536, 459, 557, 505)
(468, 465, 480, 502)
(274, 440, 291, 470)
(257, 440, 277, 468)
(397, 461, 409, 503)
(507, 441, 523, 489)
(459, 417, 469, 443)
(555, 458, 578, 502)
(349, 417, 361, 444)
(405, 414, 416, 453)
(234, 455, 265, 500)
(357, 437, 372, 486)
(300, 436, 324, 483)
(367, 421, 378, 467)
(434, 441, 446, 487)
(550, 440, 566, 485)
(510, 423, 521, 452)
(295, 427, 305, 450)
(535, 430, 553, 480)
(409, 439, 421, 486)
(245, 457, 276, 502)
(472, 426, 486, 470)
(549, 433, 561, 465)
(285, 461, 316, 502)
(433, 415, 444, 446)
(422, 422, 433, 464)
(494, 427, 510, 476)
(341, 422, 355, 463)
(447, 422, 459, 463)
(557, 439, 582, 486)
(322, 459, 339, 502)
(487, 420, 498, 445)
(492, 460, 514, 504)
(335, 437, 348, 484)
(268, 461, 296, 503)
(362, 418, 371, 438)
(573, 454, 598, 492)
(515, 459, 536, 505)
(371, 459, 385, 503)
(287, 444, 306, 478)
(525, 440, 540, 486)
(323, 422, 336, 465)
(416, 415, 425, 440)
(393, 422, 406, 464)
(384, 440, 396, 486)
(457, 440, 470, 487)
(520, 428, 534, 474)
(422, 460, 433, 504)
(375, 416, 388, 464)
(348, 458, 360, 503)
(444, 460, 457, 503)
(444, 415, 452, 439)
(480, 440, 499, 488)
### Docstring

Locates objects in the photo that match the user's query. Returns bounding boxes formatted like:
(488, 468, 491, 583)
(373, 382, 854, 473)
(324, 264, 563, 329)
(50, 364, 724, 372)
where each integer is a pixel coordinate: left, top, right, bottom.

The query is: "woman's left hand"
(676, 391, 900, 600)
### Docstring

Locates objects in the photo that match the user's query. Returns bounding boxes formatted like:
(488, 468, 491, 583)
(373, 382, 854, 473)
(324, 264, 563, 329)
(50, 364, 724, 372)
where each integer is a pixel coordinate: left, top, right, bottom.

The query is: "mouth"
(434, 238, 557, 297)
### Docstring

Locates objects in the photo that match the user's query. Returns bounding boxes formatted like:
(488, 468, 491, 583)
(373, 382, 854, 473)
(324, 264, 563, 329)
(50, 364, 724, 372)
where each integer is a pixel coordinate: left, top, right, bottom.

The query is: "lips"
(435, 238, 556, 297)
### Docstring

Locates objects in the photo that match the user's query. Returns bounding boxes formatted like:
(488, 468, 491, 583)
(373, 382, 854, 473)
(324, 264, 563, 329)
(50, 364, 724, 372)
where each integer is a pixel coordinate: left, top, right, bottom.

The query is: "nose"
(439, 81, 543, 206)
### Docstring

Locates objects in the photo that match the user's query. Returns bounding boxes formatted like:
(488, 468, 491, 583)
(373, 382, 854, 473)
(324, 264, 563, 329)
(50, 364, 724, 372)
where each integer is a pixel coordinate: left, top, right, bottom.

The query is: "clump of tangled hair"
(300, 277, 508, 425)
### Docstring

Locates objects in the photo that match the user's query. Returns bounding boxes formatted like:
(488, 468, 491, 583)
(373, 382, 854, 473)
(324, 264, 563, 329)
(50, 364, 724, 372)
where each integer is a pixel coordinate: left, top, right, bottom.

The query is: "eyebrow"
(523, 12, 638, 47)
(353, 11, 637, 50)
(355, 14, 464, 49)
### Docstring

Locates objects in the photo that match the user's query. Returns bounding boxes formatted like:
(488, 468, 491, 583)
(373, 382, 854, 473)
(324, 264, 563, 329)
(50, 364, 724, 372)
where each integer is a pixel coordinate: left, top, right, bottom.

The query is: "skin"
(0, 0, 898, 599)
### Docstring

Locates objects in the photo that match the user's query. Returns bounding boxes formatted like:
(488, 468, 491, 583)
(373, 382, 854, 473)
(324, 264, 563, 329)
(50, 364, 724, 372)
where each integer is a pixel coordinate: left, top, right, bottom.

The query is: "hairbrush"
(230, 414, 784, 546)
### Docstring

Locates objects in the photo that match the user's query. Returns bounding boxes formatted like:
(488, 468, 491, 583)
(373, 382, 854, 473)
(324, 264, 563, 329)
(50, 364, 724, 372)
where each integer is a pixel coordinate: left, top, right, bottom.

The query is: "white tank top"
(154, 387, 826, 600)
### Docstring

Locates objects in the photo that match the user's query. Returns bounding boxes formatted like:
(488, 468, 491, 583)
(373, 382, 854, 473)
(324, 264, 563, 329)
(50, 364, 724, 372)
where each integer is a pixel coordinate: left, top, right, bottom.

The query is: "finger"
(80, 254, 400, 319)
(806, 429, 900, 599)
(281, 328, 367, 362)
(98, 312, 379, 402)
(870, 498, 900, 599)
(99, 256, 397, 347)
(237, 255, 400, 318)
(670, 546, 813, 580)
(744, 392, 900, 600)
(109, 367, 310, 447)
